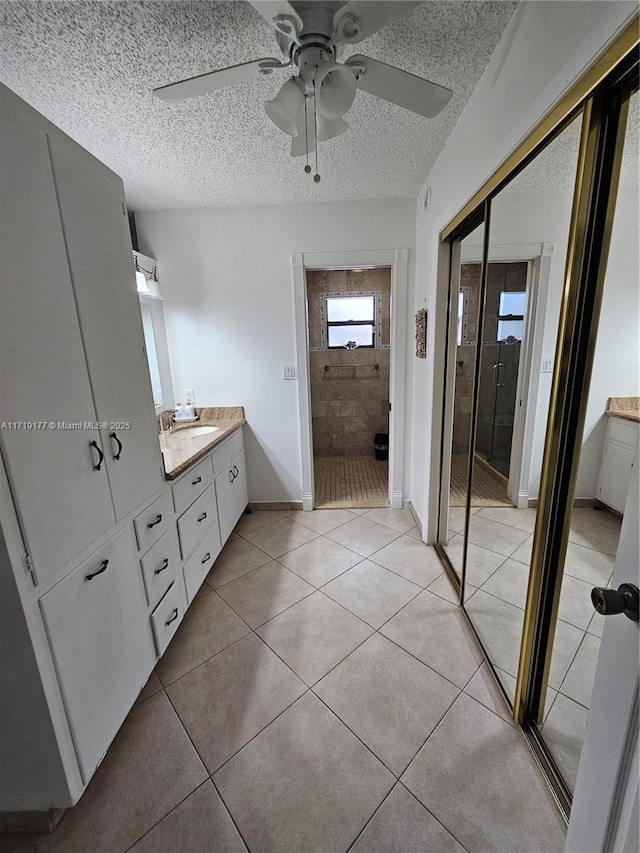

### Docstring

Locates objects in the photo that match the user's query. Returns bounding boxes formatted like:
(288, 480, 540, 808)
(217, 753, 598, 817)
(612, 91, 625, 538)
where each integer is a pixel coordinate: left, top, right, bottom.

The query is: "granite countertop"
(606, 397, 640, 424)
(158, 407, 245, 480)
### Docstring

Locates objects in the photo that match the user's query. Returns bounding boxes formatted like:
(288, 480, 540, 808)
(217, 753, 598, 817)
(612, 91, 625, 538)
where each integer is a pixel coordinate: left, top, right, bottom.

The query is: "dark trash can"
(374, 432, 389, 461)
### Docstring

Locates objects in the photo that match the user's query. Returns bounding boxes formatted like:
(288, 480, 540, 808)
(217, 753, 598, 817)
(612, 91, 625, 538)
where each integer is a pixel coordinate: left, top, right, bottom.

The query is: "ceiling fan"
(154, 1, 453, 181)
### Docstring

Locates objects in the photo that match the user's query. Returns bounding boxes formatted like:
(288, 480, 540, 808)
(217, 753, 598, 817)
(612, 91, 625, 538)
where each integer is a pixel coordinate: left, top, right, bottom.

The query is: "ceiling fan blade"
(334, 1, 422, 43)
(248, 1, 303, 34)
(347, 54, 452, 118)
(154, 58, 284, 103)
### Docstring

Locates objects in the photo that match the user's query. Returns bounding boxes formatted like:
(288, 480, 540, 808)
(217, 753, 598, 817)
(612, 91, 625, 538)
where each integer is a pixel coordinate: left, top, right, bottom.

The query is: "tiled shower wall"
(308, 268, 390, 457)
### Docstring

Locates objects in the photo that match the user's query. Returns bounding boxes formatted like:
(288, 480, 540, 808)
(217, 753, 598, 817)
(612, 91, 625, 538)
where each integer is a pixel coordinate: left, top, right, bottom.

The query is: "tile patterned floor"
(314, 456, 388, 508)
(443, 504, 621, 789)
(4, 509, 567, 853)
(450, 453, 510, 507)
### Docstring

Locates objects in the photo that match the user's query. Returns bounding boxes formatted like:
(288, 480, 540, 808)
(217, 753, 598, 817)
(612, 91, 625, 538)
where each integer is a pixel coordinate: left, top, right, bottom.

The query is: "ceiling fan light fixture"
(315, 61, 357, 119)
(316, 111, 350, 143)
(264, 77, 305, 136)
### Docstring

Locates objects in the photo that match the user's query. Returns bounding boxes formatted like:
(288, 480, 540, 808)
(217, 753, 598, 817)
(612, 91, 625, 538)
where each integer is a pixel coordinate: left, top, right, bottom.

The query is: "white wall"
(136, 198, 416, 503)
(410, 0, 637, 532)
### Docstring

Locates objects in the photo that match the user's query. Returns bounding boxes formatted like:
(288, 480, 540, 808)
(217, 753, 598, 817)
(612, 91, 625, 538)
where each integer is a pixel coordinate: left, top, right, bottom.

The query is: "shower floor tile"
(314, 456, 388, 508)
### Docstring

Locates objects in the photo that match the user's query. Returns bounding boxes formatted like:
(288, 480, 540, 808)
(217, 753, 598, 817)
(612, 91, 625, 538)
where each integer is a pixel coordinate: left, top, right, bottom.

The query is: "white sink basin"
(181, 425, 219, 437)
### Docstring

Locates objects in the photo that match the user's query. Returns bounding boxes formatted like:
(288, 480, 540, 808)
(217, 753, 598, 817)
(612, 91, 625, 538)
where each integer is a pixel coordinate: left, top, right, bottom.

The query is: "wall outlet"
(282, 365, 297, 380)
(185, 387, 195, 404)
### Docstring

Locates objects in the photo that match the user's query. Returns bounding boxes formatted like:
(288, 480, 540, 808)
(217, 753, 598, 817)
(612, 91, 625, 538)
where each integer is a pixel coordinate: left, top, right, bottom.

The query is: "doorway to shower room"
(307, 267, 391, 508)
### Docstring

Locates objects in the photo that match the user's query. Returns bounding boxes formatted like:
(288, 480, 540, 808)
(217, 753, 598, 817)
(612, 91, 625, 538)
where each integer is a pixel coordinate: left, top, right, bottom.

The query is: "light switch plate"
(282, 365, 297, 380)
(541, 358, 554, 374)
(185, 387, 195, 403)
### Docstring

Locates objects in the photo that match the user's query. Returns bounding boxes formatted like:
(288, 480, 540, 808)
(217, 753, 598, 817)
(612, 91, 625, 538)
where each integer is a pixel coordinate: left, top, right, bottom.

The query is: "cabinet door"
(598, 443, 636, 514)
(214, 466, 237, 544)
(233, 449, 248, 520)
(48, 139, 162, 520)
(40, 527, 154, 781)
(0, 90, 115, 584)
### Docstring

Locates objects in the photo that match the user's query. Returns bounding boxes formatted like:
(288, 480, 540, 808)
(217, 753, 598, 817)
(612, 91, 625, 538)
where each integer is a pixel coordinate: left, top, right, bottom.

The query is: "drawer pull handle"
(147, 514, 163, 529)
(201, 552, 211, 564)
(90, 440, 104, 471)
(233, 465, 239, 477)
(192, 476, 202, 485)
(230, 469, 235, 483)
(85, 559, 109, 581)
(154, 558, 169, 575)
(110, 431, 123, 461)
(165, 608, 179, 626)
(197, 512, 207, 523)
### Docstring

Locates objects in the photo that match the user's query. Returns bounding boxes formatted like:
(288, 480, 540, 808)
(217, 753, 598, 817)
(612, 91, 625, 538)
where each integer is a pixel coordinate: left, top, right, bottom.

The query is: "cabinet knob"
(85, 558, 109, 581)
(591, 583, 639, 622)
(154, 557, 169, 575)
(165, 608, 179, 626)
(147, 513, 163, 529)
(90, 440, 104, 471)
(197, 512, 207, 523)
(110, 431, 123, 461)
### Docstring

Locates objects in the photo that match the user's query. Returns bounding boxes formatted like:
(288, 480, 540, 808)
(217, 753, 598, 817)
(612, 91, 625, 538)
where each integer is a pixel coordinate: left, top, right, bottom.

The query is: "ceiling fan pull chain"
(313, 81, 321, 183)
(304, 94, 311, 174)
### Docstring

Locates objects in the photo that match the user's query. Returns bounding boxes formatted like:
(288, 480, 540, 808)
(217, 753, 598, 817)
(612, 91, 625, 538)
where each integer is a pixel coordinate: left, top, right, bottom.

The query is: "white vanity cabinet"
(39, 528, 155, 782)
(597, 417, 639, 513)
(0, 85, 168, 818)
(213, 433, 248, 543)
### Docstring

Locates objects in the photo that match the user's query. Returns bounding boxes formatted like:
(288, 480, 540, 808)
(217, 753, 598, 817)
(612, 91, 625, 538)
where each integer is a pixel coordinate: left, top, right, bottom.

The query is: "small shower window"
(326, 295, 376, 349)
(497, 290, 526, 342)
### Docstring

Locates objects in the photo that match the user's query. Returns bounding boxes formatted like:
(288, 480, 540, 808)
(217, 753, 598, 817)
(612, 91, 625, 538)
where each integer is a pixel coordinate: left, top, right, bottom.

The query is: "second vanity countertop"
(606, 396, 640, 424)
(159, 406, 245, 480)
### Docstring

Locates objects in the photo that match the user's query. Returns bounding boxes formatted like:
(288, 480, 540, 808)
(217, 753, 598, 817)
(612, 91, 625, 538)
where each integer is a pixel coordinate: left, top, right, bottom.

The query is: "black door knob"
(591, 583, 639, 622)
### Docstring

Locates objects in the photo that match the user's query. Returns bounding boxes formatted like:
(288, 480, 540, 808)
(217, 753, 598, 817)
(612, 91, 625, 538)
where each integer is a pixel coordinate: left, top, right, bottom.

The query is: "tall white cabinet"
(0, 84, 165, 815)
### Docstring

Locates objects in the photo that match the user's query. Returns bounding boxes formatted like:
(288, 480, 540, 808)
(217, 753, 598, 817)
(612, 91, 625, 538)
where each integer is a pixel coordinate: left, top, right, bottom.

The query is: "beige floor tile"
(285, 508, 358, 534)
(277, 535, 362, 587)
(134, 671, 162, 706)
(315, 634, 459, 775)
(361, 508, 416, 533)
(443, 533, 506, 586)
(323, 560, 422, 629)
(35, 693, 207, 853)
(205, 536, 271, 589)
(568, 507, 621, 556)
(167, 633, 306, 773)
(325, 516, 402, 557)
(476, 506, 538, 533)
(369, 536, 443, 587)
(587, 610, 605, 639)
(467, 515, 530, 557)
(405, 525, 422, 540)
(480, 558, 529, 611)
(193, 579, 212, 599)
(256, 591, 373, 685)
(155, 592, 250, 686)
(128, 781, 247, 853)
(558, 631, 601, 708)
(541, 693, 589, 790)
(232, 510, 284, 537)
(510, 533, 533, 565)
(213, 692, 394, 853)
(216, 561, 314, 628)
(401, 694, 566, 852)
(350, 784, 465, 853)
(558, 571, 598, 631)
(426, 572, 467, 605)
(243, 517, 319, 558)
(380, 590, 483, 688)
(446, 506, 468, 533)
(563, 541, 615, 586)
(463, 661, 515, 726)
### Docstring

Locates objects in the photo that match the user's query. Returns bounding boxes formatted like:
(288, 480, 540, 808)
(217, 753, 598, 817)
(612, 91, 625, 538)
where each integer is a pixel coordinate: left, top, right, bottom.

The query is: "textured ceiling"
(0, 1, 518, 209)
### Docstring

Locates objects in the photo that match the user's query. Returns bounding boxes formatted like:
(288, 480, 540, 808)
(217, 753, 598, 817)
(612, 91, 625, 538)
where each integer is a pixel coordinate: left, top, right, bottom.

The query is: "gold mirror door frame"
(436, 24, 639, 820)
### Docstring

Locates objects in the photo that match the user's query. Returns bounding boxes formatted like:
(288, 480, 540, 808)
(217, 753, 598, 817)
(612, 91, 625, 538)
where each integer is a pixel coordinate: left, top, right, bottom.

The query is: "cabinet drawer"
(40, 527, 154, 781)
(150, 582, 183, 656)
(211, 428, 243, 474)
(133, 495, 168, 552)
(183, 521, 222, 605)
(609, 417, 639, 448)
(172, 456, 213, 515)
(177, 485, 217, 560)
(140, 533, 175, 609)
